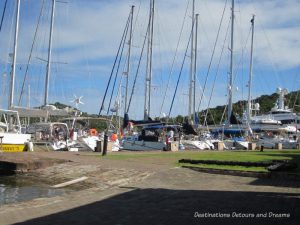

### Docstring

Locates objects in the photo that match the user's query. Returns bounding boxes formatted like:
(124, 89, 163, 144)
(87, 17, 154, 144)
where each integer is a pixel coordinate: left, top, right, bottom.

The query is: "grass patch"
(104, 150, 298, 161)
(101, 150, 300, 173)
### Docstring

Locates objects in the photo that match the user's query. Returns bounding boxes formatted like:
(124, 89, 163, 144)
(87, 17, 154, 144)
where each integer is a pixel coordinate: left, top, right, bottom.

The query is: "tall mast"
(27, 84, 30, 125)
(148, 0, 154, 117)
(193, 13, 199, 124)
(9, 0, 20, 109)
(227, 0, 235, 122)
(188, 0, 195, 121)
(247, 15, 255, 122)
(144, 0, 154, 120)
(44, 0, 56, 106)
(124, 5, 134, 113)
(27, 84, 31, 108)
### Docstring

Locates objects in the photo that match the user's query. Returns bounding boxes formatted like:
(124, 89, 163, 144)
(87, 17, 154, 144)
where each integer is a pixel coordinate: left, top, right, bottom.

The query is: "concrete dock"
(0, 152, 68, 174)
(0, 151, 300, 225)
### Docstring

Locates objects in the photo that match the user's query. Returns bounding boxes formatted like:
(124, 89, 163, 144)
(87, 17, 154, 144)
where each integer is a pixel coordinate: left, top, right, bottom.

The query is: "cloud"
(0, 0, 299, 119)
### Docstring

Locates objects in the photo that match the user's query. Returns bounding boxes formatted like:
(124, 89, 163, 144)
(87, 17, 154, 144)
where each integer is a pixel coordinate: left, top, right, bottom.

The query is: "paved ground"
(1, 151, 300, 225)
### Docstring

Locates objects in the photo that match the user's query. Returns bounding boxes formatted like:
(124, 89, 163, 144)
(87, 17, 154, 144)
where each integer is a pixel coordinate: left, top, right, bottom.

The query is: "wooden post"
(217, 142, 224, 151)
(170, 142, 179, 151)
(102, 134, 108, 156)
(275, 143, 282, 150)
(95, 141, 102, 152)
(0, 136, 3, 152)
(248, 142, 256, 150)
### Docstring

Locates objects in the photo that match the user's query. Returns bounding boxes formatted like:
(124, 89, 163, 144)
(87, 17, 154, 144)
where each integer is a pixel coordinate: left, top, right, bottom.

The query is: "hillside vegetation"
(51, 90, 299, 129)
(172, 89, 300, 125)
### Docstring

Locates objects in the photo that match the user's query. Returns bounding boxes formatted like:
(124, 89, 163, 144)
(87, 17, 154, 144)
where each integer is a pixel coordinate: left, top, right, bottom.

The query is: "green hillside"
(48, 90, 299, 129)
(196, 90, 300, 125)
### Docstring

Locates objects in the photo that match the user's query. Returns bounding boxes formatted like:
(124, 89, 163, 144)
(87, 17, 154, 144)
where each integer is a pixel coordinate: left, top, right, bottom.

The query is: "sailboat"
(240, 17, 297, 134)
(178, 0, 215, 150)
(0, 0, 32, 152)
(9, 0, 75, 151)
(11, 0, 72, 121)
(222, 12, 297, 149)
(116, 0, 182, 151)
(207, 0, 251, 150)
(0, 109, 32, 152)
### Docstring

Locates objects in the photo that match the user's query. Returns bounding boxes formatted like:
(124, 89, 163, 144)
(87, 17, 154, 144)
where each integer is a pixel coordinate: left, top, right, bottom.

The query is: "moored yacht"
(122, 124, 181, 151)
(251, 88, 300, 130)
(0, 109, 32, 152)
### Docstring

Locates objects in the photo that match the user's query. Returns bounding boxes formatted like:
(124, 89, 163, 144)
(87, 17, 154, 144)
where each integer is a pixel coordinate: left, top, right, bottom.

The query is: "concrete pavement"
(0, 152, 299, 225)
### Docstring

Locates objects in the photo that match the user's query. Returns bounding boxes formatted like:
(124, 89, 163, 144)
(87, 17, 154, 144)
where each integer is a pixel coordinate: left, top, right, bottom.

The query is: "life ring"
(111, 133, 118, 141)
(89, 128, 98, 136)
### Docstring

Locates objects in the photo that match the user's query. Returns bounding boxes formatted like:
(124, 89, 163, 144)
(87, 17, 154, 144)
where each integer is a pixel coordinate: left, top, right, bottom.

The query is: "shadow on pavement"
(249, 152, 300, 188)
(14, 188, 300, 225)
(249, 177, 300, 188)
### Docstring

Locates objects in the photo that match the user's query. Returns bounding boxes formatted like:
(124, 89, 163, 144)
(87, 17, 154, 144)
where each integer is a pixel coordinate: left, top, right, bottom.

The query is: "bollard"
(26, 141, 34, 152)
(0, 136, 3, 152)
(95, 141, 102, 152)
(102, 134, 108, 156)
(275, 143, 282, 150)
(260, 145, 264, 152)
(217, 142, 224, 151)
(248, 142, 256, 150)
(170, 142, 179, 151)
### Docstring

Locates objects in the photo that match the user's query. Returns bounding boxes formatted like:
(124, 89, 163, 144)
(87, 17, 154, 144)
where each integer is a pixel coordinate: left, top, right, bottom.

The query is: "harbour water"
(0, 174, 68, 205)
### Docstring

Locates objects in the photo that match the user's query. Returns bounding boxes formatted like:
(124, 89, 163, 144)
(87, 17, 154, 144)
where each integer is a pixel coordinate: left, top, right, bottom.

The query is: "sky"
(0, 0, 299, 121)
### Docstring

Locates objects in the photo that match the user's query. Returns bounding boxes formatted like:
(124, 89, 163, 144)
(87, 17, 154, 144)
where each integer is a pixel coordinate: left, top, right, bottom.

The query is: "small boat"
(181, 139, 214, 150)
(122, 124, 182, 151)
(223, 137, 249, 150)
(257, 133, 299, 149)
(0, 109, 32, 152)
(0, 1, 31, 152)
(26, 122, 76, 150)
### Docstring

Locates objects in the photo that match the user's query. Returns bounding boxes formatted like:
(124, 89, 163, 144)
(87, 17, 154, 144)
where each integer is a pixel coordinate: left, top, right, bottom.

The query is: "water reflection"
(0, 175, 67, 205)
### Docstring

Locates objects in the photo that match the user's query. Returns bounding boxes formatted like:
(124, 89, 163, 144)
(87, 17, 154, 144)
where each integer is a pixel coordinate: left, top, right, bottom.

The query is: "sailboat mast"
(44, 0, 56, 106)
(27, 84, 31, 108)
(124, 5, 134, 113)
(144, 0, 154, 120)
(27, 84, 30, 125)
(247, 15, 255, 122)
(148, 0, 154, 117)
(188, 0, 195, 121)
(193, 13, 199, 124)
(9, 0, 20, 109)
(227, 0, 235, 122)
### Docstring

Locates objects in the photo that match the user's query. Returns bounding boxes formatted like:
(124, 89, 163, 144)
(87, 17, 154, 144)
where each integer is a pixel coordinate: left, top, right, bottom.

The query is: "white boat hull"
(181, 140, 214, 150)
(223, 140, 249, 150)
(257, 137, 298, 149)
(0, 132, 31, 152)
(122, 140, 166, 151)
(81, 136, 100, 151)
